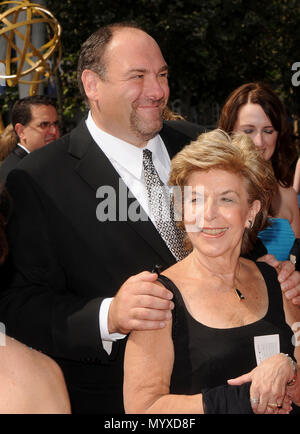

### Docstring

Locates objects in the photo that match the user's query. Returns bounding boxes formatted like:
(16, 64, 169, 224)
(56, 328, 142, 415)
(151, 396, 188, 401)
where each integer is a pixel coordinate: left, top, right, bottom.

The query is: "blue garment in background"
(258, 218, 295, 261)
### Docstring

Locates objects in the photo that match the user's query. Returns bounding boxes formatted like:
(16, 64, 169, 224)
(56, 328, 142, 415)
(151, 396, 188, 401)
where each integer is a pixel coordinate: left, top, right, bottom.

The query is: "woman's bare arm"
(123, 319, 203, 414)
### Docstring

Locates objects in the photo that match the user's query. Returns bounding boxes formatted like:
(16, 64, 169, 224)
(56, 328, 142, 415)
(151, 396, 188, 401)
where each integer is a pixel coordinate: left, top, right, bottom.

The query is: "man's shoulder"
(163, 119, 205, 140)
(5, 119, 95, 189)
(0, 150, 21, 182)
(16, 118, 89, 170)
(160, 120, 205, 157)
(18, 116, 89, 165)
(3, 133, 72, 191)
(19, 133, 71, 169)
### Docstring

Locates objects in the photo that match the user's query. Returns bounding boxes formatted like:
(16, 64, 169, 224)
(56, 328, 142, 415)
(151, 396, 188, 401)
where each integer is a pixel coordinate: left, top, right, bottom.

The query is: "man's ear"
(81, 70, 102, 101)
(14, 123, 25, 140)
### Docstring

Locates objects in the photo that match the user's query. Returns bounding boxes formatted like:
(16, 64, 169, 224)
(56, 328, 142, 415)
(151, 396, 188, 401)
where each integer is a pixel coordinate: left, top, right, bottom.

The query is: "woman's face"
(234, 103, 278, 161)
(184, 169, 260, 258)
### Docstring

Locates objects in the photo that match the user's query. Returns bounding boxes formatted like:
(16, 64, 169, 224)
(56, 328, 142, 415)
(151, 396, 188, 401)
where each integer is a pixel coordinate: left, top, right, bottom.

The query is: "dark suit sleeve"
(163, 120, 205, 138)
(0, 152, 22, 183)
(0, 168, 109, 363)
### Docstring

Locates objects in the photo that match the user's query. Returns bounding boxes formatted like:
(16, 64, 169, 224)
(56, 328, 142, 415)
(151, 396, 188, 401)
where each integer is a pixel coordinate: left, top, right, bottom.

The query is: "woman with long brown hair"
(218, 82, 300, 261)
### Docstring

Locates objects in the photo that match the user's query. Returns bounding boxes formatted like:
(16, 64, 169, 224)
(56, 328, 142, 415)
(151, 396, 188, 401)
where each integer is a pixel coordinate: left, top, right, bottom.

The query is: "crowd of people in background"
(0, 21, 299, 415)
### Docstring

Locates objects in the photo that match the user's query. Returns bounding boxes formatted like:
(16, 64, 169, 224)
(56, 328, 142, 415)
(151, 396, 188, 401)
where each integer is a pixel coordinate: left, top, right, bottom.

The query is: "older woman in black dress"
(123, 129, 300, 414)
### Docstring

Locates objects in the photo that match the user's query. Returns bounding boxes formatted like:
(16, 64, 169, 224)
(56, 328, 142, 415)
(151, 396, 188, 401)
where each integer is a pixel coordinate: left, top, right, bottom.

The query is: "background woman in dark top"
(123, 129, 300, 414)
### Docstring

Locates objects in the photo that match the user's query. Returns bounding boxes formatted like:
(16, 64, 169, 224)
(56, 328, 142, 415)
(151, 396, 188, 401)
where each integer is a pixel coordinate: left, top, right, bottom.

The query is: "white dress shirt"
(17, 143, 30, 153)
(85, 111, 171, 353)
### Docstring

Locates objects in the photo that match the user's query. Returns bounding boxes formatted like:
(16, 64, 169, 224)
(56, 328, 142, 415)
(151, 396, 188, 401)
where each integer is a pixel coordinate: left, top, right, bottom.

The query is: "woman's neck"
(186, 249, 241, 289)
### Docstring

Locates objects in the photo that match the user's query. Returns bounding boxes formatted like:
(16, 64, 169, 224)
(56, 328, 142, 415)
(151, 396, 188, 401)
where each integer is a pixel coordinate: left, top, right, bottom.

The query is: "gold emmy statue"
(0, 0, 61, 130)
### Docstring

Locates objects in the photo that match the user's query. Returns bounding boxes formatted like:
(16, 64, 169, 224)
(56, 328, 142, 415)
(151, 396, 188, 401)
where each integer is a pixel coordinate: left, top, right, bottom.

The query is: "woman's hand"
(228, 353, 295, 414)
(286, 365, 300, 406)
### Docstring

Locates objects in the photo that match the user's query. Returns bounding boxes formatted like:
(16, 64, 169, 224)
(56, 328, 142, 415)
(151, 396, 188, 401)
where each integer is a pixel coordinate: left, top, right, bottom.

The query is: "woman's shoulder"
(280, 186, 300, 235)
(242, 257, 278, 283)
(0, 334, 71, 413)
(275, 185, 298, 223)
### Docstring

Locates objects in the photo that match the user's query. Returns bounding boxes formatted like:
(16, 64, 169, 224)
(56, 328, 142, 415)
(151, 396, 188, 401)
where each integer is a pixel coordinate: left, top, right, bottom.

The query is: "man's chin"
(45, 138, 56, 145)
(132, 117, 164, 139)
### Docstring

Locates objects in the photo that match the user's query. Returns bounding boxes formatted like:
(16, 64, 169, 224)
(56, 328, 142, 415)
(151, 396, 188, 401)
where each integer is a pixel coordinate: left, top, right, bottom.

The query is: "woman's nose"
(204, 198, 217, 221)
(252, 132, 264, 148)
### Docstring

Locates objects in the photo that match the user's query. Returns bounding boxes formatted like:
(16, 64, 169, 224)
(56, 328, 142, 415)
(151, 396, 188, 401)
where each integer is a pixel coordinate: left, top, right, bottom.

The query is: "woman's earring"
(248, 220, 253, 229)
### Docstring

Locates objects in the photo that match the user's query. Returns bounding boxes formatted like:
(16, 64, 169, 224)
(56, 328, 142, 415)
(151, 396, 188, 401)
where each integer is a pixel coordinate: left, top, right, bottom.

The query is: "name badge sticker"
(254, 334, 280, 365)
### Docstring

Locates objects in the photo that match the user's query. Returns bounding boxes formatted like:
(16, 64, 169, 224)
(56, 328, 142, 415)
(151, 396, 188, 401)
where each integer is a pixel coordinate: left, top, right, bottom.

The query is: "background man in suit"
(0, 22, 299, 414)
(0, 95, 60, 181)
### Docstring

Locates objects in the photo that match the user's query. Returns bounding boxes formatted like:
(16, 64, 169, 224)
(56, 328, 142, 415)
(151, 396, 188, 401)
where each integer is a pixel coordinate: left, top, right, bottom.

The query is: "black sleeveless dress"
(157, 261, 295, 395)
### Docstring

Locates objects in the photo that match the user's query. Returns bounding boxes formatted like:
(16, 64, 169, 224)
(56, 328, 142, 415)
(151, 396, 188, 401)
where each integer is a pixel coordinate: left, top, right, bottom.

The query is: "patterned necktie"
(142, 149, 186, 261)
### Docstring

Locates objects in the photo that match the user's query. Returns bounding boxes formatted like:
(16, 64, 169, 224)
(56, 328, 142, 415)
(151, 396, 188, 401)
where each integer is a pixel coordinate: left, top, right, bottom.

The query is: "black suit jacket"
(0, 145, 28, 183)
(0, 119, 203, 413)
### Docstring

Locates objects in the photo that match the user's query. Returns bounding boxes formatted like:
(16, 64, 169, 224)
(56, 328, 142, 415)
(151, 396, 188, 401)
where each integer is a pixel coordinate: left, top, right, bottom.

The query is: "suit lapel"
(68, 120, 175, 264)
(69, 120, 120, 192)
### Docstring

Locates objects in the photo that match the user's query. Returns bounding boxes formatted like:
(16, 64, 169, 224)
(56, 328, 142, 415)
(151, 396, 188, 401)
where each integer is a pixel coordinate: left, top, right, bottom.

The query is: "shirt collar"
(17, 143, 30, 154)
(86, 111, 170, 181)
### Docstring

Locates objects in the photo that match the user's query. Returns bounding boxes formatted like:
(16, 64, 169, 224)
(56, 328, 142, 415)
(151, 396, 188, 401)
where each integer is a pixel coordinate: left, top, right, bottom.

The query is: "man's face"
(17, 104, 60, 151)
(87, 28, 170, 147)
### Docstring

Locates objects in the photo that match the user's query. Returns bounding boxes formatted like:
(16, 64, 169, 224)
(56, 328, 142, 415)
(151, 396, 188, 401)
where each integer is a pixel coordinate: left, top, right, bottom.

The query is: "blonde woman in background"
(0, 124, 17, 162)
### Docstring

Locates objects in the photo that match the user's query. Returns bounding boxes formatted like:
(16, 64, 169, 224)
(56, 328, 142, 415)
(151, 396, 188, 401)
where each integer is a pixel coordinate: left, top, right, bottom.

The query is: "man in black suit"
(0, 23, 299, 414)
(0, 95, 60, 182)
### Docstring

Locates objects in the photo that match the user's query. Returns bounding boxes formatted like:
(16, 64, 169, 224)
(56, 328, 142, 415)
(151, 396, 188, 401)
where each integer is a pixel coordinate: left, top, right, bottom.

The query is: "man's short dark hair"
(77, 22, 143, 101)
(11, 95, 57, 128)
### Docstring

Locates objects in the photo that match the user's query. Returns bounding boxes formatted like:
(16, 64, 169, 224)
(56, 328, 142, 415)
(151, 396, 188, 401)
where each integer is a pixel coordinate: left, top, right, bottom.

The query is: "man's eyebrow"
(127, 68, 147, 74)
(126, 64, 169, 74)
(158, 64, 169, 72)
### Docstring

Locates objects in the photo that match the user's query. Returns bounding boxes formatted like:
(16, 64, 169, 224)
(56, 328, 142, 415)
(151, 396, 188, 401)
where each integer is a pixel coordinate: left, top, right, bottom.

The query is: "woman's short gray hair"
(169, 129, 277, 255)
